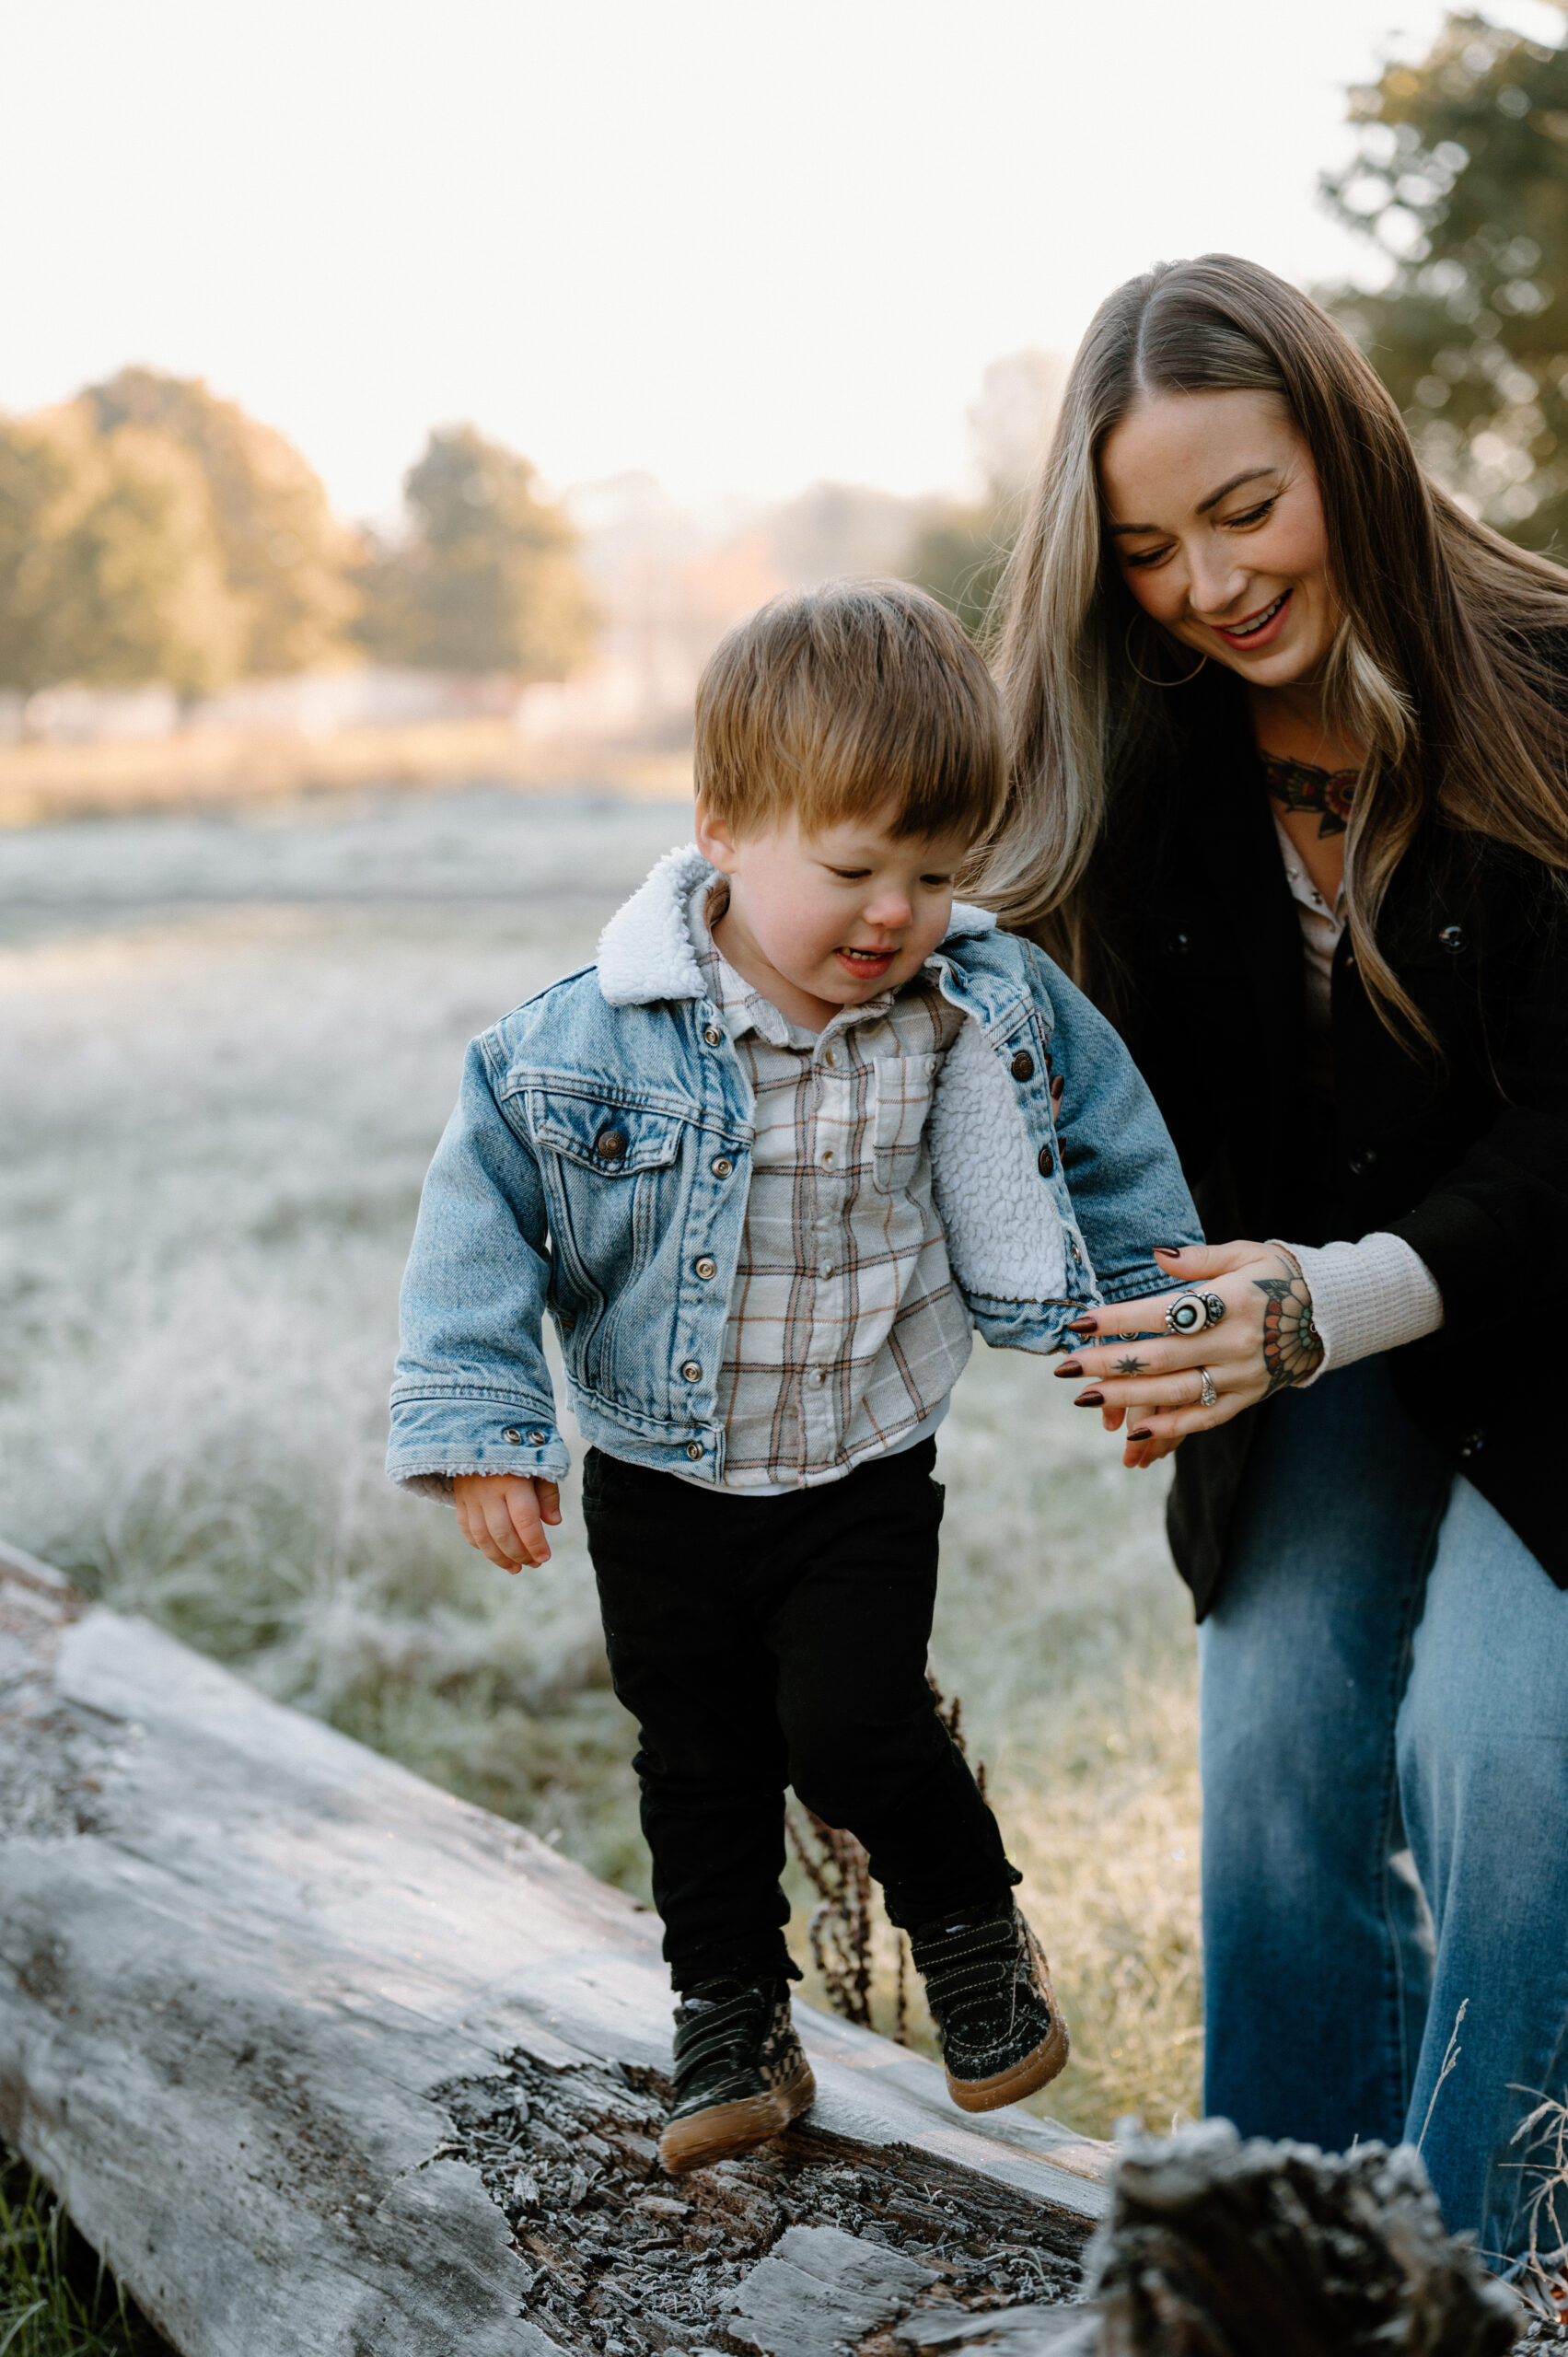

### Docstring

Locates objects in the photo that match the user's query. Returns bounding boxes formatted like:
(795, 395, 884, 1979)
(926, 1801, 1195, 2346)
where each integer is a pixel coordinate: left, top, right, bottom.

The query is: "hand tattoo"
(1113, 1355, 1149, 1376)
(1254, 1264, 1325, 1395)
(1262, 752, 1359, 839)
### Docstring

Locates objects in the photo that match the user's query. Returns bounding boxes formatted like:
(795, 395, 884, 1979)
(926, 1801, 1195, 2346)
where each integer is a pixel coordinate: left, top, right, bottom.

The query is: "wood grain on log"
(0, 1544, 1107, 2357)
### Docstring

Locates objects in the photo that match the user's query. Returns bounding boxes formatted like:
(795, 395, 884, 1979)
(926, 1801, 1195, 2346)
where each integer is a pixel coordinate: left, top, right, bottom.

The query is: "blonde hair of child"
(695, 579, 1007, 847)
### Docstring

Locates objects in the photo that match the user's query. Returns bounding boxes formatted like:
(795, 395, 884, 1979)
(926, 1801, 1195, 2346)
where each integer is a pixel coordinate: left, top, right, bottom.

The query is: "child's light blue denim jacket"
(388, 848, 1202, 1494)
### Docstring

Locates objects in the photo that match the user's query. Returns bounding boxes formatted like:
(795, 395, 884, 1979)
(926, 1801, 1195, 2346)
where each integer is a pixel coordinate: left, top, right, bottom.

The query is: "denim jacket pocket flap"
(532, 1095, 684, 1177)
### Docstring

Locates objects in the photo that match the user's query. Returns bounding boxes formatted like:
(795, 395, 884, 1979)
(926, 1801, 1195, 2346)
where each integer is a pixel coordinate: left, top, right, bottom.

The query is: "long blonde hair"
(978, 253, 1568, 1042)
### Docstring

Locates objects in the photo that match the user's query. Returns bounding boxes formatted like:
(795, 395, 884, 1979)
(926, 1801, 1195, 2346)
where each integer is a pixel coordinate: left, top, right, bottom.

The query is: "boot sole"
(946, 2010, 1070, 2111)
(657, 2060, 817, 2175)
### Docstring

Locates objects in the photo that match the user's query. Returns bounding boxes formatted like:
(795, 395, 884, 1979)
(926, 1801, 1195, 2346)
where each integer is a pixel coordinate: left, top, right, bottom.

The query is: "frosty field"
(0, 784, 1202, 2138)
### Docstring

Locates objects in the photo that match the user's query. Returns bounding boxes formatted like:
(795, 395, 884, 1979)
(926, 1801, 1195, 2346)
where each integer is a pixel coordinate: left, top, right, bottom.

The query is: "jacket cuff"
(386, 1390, 571, 1499)
(1271, 1233, 1444, 1387)
(1383, 1193, 1502, 1341)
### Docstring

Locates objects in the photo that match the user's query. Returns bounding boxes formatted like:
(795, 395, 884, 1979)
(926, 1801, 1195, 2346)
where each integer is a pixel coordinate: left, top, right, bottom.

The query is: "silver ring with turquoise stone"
(1165, 1290, 1226, 1337)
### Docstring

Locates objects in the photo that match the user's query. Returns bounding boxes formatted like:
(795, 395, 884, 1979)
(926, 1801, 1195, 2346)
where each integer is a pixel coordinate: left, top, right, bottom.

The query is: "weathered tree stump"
(0, 1538, 1108, 2356)
(1085, 2119, 1525, 2354)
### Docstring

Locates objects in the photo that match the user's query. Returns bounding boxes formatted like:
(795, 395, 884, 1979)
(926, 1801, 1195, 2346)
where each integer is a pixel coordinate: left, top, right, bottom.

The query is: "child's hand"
(454, 1472, 562, 1570)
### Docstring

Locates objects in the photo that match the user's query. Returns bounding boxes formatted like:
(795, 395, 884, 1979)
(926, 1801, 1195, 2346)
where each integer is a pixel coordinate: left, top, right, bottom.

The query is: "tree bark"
(0, 1539, 1107, 2357)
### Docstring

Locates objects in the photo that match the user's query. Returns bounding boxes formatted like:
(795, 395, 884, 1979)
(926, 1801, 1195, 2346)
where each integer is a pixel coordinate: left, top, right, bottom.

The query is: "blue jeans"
(1201, 1355, 1568, 2267)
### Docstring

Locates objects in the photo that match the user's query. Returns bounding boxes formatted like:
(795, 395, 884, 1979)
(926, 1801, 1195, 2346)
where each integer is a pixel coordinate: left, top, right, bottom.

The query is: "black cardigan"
(1100, 667, 1568, 1615)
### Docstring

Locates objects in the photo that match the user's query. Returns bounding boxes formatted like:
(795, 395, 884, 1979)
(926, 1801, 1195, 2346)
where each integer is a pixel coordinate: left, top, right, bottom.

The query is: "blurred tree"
(902, 351, 1063, 640)
(354, 425, 595, 678)
(1322, 6, 1568, 551)
(84, 367, 359, 674)
(0, 401, 245, 698)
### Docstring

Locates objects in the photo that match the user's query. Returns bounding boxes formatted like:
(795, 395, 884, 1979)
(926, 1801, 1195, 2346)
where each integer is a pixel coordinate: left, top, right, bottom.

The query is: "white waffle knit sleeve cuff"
(1269, 1233, 1445, 1386)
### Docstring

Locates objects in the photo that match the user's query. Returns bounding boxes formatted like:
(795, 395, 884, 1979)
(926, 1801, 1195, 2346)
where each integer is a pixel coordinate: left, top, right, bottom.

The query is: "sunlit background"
(6, 8, 1568, 2286)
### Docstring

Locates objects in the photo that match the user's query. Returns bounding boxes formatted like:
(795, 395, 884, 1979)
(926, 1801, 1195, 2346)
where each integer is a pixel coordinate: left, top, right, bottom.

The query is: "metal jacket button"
(527, 1429, 546, 1446)
(595, 1129, 628, 1162)
(1011, 1050, 1035, 1081)
(501, 1428, 521, 1444)
(680, 1360, 703, 1382)
(694, 1256, 717, 1280)
(1037, 1144, 1054, 1177)
(711, 1155, 733, 1178)
(703, 1025, 723, 1046)
(686, 1441, 703, 1460)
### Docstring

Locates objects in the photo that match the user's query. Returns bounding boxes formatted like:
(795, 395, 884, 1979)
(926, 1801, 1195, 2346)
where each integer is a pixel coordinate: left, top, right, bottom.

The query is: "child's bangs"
(694, 580, 1008, 846)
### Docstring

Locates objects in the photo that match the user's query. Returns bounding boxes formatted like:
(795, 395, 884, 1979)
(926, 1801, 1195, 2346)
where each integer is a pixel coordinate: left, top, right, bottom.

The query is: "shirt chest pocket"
(871, 1053, 937, 1195)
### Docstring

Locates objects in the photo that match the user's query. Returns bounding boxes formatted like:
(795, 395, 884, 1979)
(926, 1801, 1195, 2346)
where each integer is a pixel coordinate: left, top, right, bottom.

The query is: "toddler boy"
(389, 581, 1198, 2171)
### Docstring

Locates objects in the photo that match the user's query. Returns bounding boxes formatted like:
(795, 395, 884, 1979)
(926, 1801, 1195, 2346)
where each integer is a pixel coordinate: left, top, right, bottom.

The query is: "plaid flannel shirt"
(689, 879, 973, 1492)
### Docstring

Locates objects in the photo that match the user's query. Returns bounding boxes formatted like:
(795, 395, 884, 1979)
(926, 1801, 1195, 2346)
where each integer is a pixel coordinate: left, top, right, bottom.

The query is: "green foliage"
(354, 424, 595, 679)
(902, 498, 1015, 644)
(0, 2148, 170, 2356)
(0, 402, 245, 698)
(85, 369, 359, 677)
(1322, 6, 1568, 551)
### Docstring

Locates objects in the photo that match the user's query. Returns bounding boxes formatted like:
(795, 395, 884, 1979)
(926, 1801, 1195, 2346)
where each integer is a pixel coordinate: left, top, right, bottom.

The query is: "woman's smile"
(1208, 589, 1293, 652)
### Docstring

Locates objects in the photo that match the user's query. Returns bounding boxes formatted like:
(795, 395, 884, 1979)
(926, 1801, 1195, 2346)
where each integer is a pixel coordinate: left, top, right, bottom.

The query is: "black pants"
(582, 1439, 1019, 1991)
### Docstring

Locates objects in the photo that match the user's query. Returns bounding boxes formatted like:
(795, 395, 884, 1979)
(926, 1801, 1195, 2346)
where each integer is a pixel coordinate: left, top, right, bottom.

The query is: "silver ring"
(1166, 1290, 1226, 1336)
(1198, 1367, 1217, 1409)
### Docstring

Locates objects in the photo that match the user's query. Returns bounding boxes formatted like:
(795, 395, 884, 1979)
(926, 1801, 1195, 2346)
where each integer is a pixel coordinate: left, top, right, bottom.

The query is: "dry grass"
(0, 717, 692, 827)
(0, 784, 1202, 2147)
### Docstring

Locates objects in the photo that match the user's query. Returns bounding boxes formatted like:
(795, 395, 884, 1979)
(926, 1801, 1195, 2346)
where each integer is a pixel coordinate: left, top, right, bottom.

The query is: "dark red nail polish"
(1130, 1425, 1153, 1441)
(1067, 1318, 1098, 1335)
(1155, 1245, 1182, 1257)
(1074, 1390, 1105, 1407)
(1055, 1360, 1084, 1378)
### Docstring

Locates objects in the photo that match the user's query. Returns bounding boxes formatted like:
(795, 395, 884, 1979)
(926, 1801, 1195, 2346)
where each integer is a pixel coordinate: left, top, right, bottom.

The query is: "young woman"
(981, 252, 1568, 2270)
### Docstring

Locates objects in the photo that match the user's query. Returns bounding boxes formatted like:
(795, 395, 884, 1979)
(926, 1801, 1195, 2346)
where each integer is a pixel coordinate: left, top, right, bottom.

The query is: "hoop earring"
(1124, 620, 1207, 688)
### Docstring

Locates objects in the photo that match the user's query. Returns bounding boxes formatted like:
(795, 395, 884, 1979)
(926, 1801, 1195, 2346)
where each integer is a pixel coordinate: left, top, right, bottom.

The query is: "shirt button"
(809, 1368, 827, 1386)
(686, 1440, 703, 1461)
(680, 1360, 703, 1382)
(1439, 924, 1466, 955)
(823, 1049, 837, 1067)
(1011, 1050, 1035, 1081)
(711, 1155, 733, 1178)
(501, 1427, 522, 1444)
(820, 1149, 834, 1167)
(1037, 1144, 1054, 1177)
(819, 1263, 834, 1279)
(703, 1025, 723, 1046)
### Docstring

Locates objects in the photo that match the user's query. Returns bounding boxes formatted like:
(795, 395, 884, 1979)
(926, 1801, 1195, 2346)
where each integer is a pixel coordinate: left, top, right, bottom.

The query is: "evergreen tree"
(1322, 6, 1568, 552)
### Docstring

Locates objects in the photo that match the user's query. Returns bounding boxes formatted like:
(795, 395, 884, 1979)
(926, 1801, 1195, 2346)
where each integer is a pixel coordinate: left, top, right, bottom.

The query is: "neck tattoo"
(1261, 751, 1360, 840)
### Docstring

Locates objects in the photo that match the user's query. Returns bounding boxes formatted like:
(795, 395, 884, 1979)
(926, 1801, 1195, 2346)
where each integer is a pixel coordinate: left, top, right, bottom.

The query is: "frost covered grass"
(0, 784, 1202, 2142)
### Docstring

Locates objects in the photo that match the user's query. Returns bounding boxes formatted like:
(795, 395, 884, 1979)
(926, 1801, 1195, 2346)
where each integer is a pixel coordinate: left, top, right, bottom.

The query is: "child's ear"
(694, 799, 740, 874)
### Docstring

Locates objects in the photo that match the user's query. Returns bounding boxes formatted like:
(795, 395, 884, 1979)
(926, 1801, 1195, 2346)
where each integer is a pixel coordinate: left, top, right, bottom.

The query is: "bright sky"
(3, 0, 1562, 519)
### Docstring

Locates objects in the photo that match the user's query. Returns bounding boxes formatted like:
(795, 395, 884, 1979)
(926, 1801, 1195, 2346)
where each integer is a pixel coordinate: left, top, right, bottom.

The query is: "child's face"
(694, 799, 975, 1026)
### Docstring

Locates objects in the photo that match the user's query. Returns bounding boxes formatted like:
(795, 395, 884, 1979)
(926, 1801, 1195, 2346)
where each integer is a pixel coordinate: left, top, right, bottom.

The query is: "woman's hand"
(454, 1471, 562, 1568)
(1054, 1240, 1322, 1469)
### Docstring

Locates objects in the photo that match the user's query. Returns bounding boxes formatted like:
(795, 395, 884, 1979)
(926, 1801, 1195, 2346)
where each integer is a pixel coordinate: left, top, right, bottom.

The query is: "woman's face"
(1098, 389, 1340, 686)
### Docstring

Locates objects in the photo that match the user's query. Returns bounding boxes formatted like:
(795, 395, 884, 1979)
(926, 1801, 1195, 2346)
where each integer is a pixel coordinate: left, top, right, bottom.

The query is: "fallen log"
(0, 1538, 1108, 2357)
